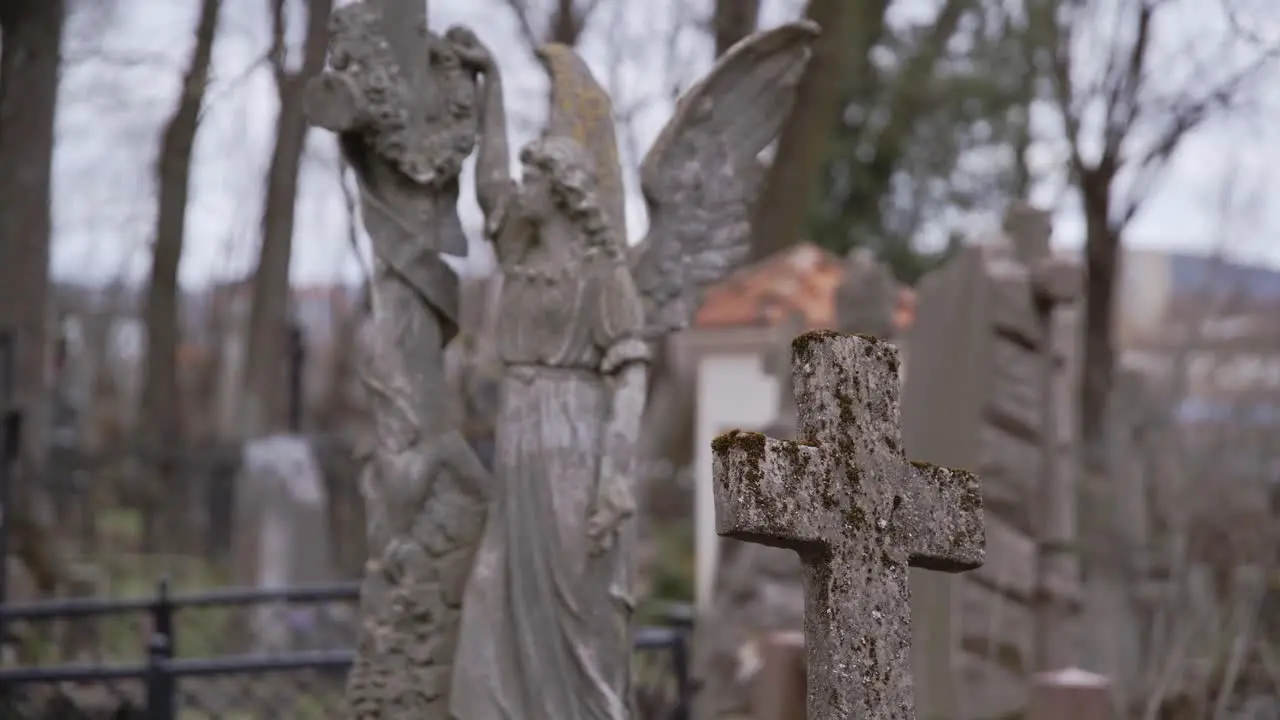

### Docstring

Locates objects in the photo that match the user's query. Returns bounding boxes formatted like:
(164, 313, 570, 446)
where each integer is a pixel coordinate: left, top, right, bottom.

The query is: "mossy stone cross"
(711, 330, 987, 719)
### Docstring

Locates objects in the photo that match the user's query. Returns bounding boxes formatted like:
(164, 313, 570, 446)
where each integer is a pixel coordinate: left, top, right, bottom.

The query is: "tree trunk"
(240, 0, 332, 437)
(747, 0, 885, 263)
(138, 0, 220, 549)
(0, 0, 68, 595)
(827, 0, 967, 252)
(712, 0, 761, 57)
(1079, 169, 1119, 470)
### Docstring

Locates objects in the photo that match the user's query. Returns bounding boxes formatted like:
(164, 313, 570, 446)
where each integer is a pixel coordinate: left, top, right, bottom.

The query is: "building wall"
(684, 325, 783, 609)
(1117, 249, 1175, 344)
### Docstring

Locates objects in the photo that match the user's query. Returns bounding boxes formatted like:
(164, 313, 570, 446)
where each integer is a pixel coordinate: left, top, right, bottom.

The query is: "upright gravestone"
(900, 202, 1083, 717)
(232, 434, 338, 652)
(835, 248, 898, 341)
(712, 330, 986, 718)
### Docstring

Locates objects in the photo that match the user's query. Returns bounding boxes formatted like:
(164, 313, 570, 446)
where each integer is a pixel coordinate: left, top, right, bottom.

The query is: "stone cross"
(712, 330, 986, 718)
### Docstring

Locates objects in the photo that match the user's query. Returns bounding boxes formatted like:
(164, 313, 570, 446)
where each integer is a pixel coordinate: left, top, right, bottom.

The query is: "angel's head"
(518, 135, 619, 256)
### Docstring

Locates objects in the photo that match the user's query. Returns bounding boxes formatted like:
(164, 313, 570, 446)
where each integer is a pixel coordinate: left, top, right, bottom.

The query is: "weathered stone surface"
(988, 337, 1044, 437)
(976, 423, 1041, 526)
(987, 261, 1043, 348)
(1003, 201, 1052, 266)
(1030, 258, 1082, 305)
(712, 330, 986, 719)
(835, 248, 898, 339)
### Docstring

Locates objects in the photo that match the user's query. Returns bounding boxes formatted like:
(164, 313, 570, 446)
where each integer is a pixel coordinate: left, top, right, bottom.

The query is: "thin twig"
(501, 0, 541, 49)
(198, 51, 274, 123)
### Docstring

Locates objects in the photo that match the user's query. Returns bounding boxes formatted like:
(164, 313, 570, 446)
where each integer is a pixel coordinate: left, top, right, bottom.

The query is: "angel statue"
(446, 22, 819, 719)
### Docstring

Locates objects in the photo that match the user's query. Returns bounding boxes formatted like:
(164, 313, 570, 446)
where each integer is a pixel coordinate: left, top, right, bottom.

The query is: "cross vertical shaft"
(713, 331, 986, 719)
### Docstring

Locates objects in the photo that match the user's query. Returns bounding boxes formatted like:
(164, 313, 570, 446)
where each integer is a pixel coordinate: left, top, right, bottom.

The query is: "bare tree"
(502, 0, 604, 47)
(239, 0, 333, 437)
(712, 0, 761, 56)
(1032, 0, 1279, 461)
(0, 0, 69, 594)
(747, 0, 973, 264)
(747, 0, 876, 263)
(1082, 163, 1280, 715)
(137, 0, 221, 546)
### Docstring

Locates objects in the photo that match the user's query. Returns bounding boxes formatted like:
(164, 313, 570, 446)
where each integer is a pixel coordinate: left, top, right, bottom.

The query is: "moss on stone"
(952, 468, 983, 513)
(711, 430, 768, 499)
(710, 429, 766, 458)
(790, 329, 842, 358)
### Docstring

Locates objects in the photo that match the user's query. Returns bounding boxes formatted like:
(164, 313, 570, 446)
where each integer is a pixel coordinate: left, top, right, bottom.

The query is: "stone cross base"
(750, 631, 806, 720)
(1030, 668, 1113, 720)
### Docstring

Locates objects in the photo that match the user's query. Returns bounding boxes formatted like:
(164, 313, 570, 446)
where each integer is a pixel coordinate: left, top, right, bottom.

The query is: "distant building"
(1116, 250, 1280, 433)
(1117, 248, 1280, 345)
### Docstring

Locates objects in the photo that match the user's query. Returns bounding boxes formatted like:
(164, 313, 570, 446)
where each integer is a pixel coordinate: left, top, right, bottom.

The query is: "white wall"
(694, 350, 779, 610)
(1117, 248, 1174, 342)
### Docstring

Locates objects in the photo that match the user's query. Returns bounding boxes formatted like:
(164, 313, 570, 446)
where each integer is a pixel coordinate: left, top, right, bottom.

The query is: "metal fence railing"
(0, 580, 693, 719)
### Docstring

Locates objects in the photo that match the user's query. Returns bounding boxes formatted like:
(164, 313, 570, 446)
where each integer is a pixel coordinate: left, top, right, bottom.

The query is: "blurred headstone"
(232, 434, 339, 652)
(834, 247, 898, 339)
(1029, 668, 1112, 720)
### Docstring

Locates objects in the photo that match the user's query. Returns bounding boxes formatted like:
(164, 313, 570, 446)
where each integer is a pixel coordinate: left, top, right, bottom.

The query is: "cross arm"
(712, 430, 829, 553)
(901, 460, 985, 572)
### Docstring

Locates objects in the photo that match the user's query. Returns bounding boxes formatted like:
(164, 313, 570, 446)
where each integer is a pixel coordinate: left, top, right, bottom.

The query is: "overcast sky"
(49, 0, 1280, 290)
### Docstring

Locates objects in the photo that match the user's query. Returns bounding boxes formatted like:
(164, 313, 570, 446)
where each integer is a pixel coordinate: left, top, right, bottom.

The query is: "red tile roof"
(694, 243, 917, 335)
(694, 243, 845, 329)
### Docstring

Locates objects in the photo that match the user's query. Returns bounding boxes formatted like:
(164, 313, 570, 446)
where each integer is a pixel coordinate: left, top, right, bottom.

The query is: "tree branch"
(501, 0, 543, 49)
(268, 0, 287, 84)
(1100, 1, 1153, 164)
(1038, 0, 1088, 179)
(1116, 45, 1279, 226)
(197, 50, 273, 123)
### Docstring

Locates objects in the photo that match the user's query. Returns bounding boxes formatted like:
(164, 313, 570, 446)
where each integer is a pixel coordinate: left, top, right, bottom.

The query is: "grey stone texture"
(712, 330, 986, 719)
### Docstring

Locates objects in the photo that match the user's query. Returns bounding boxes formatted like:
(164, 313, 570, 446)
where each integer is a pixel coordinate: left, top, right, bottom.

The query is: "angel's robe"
(450, 246, 648, 719)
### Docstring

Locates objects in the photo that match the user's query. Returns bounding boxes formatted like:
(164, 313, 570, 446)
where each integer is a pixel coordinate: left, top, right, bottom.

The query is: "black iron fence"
(0, 581, 693, 719)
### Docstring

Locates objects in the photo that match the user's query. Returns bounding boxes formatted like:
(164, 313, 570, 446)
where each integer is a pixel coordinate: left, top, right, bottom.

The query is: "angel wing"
(629, 22, 819, 338)
(538, 44, 628, 243)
